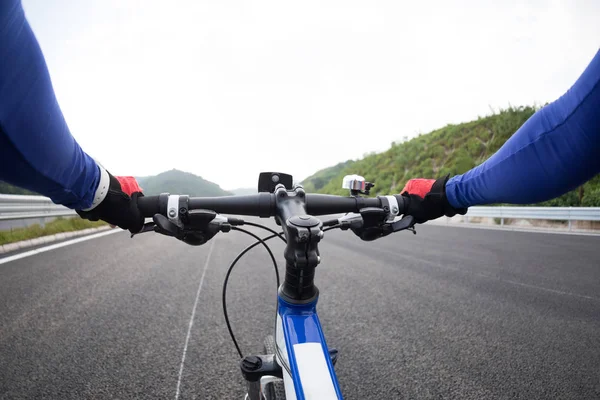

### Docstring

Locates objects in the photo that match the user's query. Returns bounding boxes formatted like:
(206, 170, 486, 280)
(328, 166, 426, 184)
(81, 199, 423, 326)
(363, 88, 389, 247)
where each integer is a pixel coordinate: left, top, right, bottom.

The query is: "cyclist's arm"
(445, 49, 600, 208)
(0, 0, 101, 210)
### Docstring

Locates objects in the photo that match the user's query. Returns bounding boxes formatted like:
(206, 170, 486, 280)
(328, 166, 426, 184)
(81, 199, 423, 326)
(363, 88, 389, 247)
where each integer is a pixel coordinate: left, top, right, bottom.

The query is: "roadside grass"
(0, 217, 108, 245)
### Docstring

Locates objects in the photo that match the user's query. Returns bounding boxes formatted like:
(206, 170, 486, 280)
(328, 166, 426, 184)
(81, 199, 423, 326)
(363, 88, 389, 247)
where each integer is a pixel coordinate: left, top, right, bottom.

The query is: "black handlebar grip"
(394, 194, 408, 215)
(137, 195, 162, 217)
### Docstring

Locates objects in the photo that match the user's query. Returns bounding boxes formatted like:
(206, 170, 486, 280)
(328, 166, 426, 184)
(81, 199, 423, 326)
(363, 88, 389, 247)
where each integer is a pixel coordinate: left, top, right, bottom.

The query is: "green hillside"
(137, 169, 231, 197)
(301, 160, 356, 193)
(301, 106, 600, 207)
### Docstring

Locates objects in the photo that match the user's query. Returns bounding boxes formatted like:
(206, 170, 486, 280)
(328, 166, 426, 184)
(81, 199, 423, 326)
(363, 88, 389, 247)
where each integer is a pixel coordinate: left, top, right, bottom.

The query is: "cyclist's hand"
(401, 176, 467, 223)
(76, 172, 145, 233)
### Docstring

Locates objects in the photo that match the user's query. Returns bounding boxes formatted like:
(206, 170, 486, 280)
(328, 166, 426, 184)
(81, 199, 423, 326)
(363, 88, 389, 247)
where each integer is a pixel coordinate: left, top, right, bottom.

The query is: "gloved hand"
(400, 175, 467, 223)
(76, 170, 145, 233)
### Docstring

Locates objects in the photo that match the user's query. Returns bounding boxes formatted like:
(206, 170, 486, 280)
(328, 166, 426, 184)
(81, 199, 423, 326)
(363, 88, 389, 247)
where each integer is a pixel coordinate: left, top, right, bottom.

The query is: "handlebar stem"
(274, 185, 322, 303)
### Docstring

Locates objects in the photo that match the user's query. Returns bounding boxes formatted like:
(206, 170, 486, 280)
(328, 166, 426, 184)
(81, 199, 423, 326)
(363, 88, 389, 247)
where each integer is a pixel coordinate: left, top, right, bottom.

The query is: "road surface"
(1, 223, 599, 399)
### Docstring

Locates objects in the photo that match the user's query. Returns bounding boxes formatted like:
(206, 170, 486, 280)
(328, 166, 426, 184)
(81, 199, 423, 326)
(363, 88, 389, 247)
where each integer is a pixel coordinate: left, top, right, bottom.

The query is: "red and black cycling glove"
(76, 170, 145, 234)
(401, 175, 467, 223)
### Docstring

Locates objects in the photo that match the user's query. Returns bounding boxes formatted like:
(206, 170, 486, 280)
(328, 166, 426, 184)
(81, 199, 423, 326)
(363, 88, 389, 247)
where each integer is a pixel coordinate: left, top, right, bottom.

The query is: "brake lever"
(153, 214, 180, 237)
(389, 215, 416, 235)
(150, 211, 236, 245)
(337, 213, 364, 230)
(130, 221, 159, 238)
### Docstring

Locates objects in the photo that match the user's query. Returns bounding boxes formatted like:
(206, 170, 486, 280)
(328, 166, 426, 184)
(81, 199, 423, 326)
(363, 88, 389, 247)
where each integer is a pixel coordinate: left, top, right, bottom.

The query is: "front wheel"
(263, 335, 286, 400)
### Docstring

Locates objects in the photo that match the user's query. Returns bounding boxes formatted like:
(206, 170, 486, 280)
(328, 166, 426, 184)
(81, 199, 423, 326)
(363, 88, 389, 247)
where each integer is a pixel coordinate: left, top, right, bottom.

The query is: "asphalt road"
(0, 222, 599, 399)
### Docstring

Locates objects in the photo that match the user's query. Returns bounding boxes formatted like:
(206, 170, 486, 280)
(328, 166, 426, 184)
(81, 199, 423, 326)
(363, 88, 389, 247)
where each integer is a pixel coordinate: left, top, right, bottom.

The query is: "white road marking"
(427, 220, 600, 237)
(0, 229, 121, 265)
(327, 240, 600, 303)
(174, 240, 215, 400)
(376, 245, 600, 302)
(484, 276, 600, 302)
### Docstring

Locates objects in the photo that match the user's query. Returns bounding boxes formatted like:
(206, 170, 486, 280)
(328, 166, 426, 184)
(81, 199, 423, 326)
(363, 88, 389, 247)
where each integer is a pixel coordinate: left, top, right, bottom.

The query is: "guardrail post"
(501, 218, 504, 227)
(568, 207, 572, 231)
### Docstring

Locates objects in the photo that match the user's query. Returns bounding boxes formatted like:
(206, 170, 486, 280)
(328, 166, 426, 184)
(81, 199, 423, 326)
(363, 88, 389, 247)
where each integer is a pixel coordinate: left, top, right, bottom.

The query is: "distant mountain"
(1, 170, 230, 198)
(230, 187, 257, 195)
(0, 181, 38, 195)
(137, 169, 231, 197)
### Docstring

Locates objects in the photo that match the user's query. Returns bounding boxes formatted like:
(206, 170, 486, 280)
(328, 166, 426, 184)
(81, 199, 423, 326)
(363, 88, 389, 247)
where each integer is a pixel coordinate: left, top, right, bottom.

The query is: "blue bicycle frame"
(275, 295, 343, 400)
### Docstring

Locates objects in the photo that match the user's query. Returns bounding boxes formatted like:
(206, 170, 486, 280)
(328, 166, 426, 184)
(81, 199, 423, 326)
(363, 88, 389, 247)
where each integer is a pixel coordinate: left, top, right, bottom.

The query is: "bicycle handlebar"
(135, 188, 413, 303)
(137, 192, 408, 219)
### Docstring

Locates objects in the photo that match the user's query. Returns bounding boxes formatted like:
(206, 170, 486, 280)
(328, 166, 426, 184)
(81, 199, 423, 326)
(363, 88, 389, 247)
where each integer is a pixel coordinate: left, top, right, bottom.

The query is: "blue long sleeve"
(0, 0, 99, 209)
(446, 49, 600, 208)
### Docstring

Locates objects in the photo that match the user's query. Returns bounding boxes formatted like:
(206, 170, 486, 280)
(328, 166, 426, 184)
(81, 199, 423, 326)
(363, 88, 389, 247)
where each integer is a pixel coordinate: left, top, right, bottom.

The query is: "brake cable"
(222, 227, 284, 359)
(239, 221, 287, 244)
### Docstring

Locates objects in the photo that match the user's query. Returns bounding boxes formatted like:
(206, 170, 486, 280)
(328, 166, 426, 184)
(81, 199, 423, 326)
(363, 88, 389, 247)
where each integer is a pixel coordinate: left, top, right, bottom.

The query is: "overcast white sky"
(22, 0, 600, 189)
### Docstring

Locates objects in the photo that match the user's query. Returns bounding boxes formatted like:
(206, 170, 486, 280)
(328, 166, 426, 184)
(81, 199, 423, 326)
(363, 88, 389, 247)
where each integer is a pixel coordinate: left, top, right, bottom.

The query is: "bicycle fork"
(241, 354, 283, 400)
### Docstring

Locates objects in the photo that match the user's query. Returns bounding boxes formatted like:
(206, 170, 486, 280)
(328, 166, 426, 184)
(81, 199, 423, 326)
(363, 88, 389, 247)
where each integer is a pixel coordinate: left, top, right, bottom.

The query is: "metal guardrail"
(1, 194, 600, 228)
(0, 194, 75, 221)
(465, 206, 600, 230)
